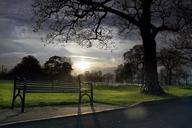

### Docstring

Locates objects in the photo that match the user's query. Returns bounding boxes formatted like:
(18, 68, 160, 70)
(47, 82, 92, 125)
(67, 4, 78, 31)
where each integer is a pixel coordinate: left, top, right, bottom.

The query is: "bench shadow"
(76, 105, 101, 128)
(0, 109, 21, 123)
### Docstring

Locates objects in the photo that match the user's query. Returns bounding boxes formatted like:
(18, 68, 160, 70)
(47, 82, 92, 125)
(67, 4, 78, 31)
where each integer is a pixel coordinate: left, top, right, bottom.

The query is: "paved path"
(1, 97, 192, 128)
(0, 103, 121, 125)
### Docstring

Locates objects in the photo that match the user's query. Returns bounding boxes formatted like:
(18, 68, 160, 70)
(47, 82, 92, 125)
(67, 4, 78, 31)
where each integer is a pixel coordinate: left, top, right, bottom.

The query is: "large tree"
(10, 55, 42, 77)
(124, 45, 144, 68)
(172, 26, 192, 62)
(115, 63, 135, 82)
(124, 45, 144, 83)
(33, 0, 192, 94)
(44, 56, 72, 75)
(158, 48, 185, 85)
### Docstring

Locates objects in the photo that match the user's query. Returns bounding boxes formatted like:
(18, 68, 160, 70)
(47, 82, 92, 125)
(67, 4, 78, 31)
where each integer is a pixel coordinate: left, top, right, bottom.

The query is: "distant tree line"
(80, 71, 114, 85)
(115, 45, 192, 86)
(0, 55, 73, 81)
(0, 65, 8, 79)
(0, 45, 191, 86)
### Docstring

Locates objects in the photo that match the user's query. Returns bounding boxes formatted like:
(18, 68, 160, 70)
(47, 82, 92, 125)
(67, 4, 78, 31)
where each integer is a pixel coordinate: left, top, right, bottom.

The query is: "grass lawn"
(0, 80, 192, 108)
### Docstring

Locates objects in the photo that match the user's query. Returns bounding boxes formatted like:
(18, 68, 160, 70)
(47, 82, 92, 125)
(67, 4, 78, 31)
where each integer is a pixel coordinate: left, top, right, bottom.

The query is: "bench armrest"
(80, 82, 93, 91)
(14, 77, 26, 89)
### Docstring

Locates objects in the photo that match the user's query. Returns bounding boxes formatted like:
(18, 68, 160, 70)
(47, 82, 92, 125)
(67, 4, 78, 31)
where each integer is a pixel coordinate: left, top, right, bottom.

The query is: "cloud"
(0, 0, 140, 73)
(70, 55, 100, 60)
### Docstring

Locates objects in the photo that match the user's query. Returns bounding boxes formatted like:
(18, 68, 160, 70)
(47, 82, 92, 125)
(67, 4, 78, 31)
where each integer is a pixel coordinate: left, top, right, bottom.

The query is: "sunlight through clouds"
(73, 59, 90, 73)
(0, 0, 140, 73)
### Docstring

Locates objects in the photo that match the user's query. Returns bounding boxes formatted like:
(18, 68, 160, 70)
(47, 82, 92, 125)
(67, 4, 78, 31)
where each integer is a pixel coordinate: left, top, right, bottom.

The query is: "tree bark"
(140, 0, 164, 95)
(141, 37, 164, 94)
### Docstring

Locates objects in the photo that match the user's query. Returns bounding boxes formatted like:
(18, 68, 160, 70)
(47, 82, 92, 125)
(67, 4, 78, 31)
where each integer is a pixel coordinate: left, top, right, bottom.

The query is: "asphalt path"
(1, 97, 192, 128)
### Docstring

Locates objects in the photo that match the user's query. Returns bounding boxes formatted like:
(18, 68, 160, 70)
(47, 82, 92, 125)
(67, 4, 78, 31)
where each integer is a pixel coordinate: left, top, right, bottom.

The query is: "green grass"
(0, 80, 192, 108)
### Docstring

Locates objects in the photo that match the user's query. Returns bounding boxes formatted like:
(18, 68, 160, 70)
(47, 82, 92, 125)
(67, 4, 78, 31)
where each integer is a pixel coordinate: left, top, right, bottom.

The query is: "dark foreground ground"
(1, 97, 192, 128)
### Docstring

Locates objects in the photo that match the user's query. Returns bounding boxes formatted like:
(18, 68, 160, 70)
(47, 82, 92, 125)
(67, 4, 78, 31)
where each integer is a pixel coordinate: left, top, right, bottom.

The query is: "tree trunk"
(140, 0, 164, 95)
(141, 37, 164, 94)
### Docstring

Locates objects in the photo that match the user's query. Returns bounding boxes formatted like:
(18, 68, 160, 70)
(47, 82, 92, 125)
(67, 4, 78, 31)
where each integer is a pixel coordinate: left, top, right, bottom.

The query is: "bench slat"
(15, 80, 91, 93)
(26, 83, 77, 87)
(26, 90, 80, 93)
(27, 81, 75, 84)
(26, 86, 80, 90)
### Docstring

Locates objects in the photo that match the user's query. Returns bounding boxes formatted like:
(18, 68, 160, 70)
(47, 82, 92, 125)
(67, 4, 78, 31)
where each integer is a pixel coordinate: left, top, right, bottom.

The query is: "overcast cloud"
(0, 0, 141, 74)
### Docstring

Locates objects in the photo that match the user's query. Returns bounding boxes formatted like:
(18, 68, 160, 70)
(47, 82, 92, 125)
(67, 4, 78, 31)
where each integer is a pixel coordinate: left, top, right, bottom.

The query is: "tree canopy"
(44, 56, 72, 75)
(10, 55, 42, 78)
(158, 48, 185, 85)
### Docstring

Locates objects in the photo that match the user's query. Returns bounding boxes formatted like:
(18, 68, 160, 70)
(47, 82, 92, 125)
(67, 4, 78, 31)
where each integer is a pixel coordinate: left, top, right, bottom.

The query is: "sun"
(74, 60, 90, 72)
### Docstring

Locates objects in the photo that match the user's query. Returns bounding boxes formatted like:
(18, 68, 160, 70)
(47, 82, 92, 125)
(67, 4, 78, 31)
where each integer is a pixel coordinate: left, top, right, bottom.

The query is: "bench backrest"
(14, 77, 85, 93)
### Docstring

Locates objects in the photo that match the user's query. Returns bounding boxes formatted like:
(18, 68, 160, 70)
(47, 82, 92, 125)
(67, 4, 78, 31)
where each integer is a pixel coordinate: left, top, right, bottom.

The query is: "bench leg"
(90, 91, 94, 107)
(79, 91, 93, 107)
(12, 91, 16, 109)
(11, 96, 16, 109)
(11, 90, 25, 113)
(21, 90, 26, 113)
(12, 90, 21, 109)
(12, 82, 17, 109)
(78, 92, 82, 106)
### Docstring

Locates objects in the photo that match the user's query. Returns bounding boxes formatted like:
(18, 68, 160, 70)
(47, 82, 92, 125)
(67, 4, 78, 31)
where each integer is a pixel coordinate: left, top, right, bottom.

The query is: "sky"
(0, 0, 141, 74)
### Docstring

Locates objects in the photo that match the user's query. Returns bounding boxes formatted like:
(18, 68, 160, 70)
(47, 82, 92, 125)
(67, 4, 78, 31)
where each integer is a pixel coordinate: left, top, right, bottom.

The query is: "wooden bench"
(12, 76, 93, 112)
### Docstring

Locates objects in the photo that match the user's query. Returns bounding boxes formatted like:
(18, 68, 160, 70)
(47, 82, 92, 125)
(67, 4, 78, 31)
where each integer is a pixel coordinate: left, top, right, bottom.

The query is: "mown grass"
(0, 80, 192, 108)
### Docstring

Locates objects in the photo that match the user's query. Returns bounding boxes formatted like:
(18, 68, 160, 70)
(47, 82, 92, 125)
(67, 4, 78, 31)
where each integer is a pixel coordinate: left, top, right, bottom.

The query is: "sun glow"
(74, 60, 90, 72)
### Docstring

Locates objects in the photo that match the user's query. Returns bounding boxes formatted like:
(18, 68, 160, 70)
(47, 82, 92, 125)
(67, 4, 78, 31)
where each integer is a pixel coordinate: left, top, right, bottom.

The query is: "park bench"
(11, 76, 93, 112)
